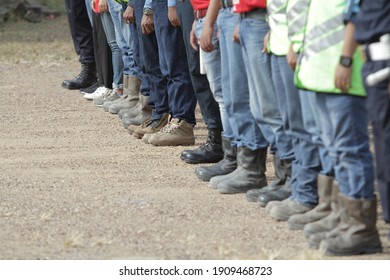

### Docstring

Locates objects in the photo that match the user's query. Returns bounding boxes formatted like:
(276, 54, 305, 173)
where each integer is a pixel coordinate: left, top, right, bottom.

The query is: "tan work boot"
(287, 174, 334, 230)
(147, 118, 195, 146)
(268, 198, 313, 221)
(133, 113, 169, 139)
(319, 194, 382, 256)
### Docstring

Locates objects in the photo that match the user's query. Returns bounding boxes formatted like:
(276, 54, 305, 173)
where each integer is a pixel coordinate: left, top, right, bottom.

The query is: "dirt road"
(0, 16, 389, 260)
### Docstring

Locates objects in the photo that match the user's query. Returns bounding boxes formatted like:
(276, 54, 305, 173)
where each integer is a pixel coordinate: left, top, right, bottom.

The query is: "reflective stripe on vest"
(294, 0, 366, 96)
(286, 0, 310, 52)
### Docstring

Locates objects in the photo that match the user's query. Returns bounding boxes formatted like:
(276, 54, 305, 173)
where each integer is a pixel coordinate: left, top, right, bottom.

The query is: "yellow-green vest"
(268, 0, 290, 56)
(286, 0, 310, 53)
(294, 0, 366, 96)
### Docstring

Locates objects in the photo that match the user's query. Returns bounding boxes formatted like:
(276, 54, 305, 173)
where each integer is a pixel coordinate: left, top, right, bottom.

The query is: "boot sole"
(179, 154, 223, 164)
(321, 245, 383, 256)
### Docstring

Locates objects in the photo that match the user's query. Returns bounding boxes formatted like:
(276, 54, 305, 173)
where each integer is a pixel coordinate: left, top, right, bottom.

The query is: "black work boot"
(62, 62, 97, 90)
(180, 128, 223, 164)
(195, 137, 237, 182)
(216, 147, 268, 194)
(246, 154, 286, 202)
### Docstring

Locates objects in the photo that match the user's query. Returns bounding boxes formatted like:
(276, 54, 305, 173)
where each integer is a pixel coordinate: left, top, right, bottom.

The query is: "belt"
(220, 0, 233, 9)
(194, 9, 208, 20)
(240, 8, 267, 19)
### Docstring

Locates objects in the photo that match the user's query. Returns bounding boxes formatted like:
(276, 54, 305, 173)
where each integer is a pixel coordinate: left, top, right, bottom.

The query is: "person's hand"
(98, 0, 108, 13)
(262, 31, 270, 53)
(168, 7, 180, 27)
(123, 6, 135, 24)
(141, 14, 154, 34)
(232, 24, 240, 43)
(286, 44, 297, 71)
(190, 21, 198, 51)
(335, 64, 352, 92)
(200, 25, 215, 52)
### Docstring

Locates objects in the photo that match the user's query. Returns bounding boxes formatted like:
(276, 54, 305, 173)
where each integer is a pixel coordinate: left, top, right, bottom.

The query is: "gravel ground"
(0, 15, 389, 260)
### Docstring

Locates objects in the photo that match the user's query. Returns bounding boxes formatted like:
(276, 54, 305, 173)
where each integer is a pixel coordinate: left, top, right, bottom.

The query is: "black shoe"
(80, 81, 100, 95)
(180, 140, 223, 164)
(62, 62, 97, 90)
(180, 128, 223, 164)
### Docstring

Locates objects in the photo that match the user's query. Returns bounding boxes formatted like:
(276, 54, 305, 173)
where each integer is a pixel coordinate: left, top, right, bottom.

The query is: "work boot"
(147, 118, 195, 146)
(246, 154, 286, 202)
(122, 95, 152, 129)
(307, 186, 346, 249)
(108, 76, 141, 114)
(180, 128, 223, 164)
(103, 93, 126, 112)
(216, 147, 268, 194)
(304, 181, 340, 241)
(195, 137, 237, 182)
(257, 159, 292, 207)
(287, 174, 334, 230)
(62, 62, 97, 90)
(132, 113, 169, 139)
(118, 108, 131, 120)
(268, 197, 313, 221)
(319, 195, 382, 256)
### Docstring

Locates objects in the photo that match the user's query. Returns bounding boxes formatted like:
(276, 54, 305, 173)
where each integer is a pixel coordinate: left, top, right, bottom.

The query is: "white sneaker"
(83, 87, 110, 100)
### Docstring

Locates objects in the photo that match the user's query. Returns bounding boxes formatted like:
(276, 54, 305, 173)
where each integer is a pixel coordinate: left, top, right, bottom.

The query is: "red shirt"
(233, 0, 266, 13)
(190, 0, 209, 10)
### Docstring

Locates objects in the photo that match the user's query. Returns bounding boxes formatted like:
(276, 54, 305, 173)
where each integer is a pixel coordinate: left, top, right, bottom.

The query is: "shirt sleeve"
(144, 0, 153, 9)
(168, 0, 176, 7)
(344, 0, 360, 23)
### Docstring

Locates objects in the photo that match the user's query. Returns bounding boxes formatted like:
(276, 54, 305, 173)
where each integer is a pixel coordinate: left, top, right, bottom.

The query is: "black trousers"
(363, 58, 390, 224)
(65, 0, 95, 63)
(92, 12, 113, 89)
(176, 0, 222, 130)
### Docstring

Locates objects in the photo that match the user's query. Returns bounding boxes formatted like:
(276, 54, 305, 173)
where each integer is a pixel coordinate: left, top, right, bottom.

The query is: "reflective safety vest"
(286, 0, 310, 53)
(267, 0, 290, 55)
(294, 0, 366, 96)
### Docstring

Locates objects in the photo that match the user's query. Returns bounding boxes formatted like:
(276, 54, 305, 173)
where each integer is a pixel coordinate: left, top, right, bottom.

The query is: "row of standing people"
(62, 0, 390, 256)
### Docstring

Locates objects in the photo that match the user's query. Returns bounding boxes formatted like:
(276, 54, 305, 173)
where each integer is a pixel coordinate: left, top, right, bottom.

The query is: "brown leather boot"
(287, 174, 334, 230)
(319, 194, 382, 256)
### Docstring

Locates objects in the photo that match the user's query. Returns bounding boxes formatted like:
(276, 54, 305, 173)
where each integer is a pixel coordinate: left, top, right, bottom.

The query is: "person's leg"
(363, 60, 390, 225)
(152, 0, 197, 125)
(62, 0, 96, 89)
(100, 11, 124, 91)
(176, 0, 223, 164)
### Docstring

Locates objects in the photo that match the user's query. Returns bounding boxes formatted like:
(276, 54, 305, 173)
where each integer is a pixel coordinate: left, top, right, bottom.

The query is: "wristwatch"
(143, 7, 153, 16)
(339, 56, 353, 67)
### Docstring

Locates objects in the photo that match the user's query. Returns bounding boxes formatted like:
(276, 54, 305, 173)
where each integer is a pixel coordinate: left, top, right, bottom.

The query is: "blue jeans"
(106, 0, 139, 77)
(152, 0, 197, 124)
(238, 14, 293, 159)
(271, 55, 320, 206)
(300, 90, 333, 176)
(315, 93, 375, 199)
(134, 0, 167, 117)
(100, 11, 124, 89)
(176, 0, 222, 130)
(194, 17, 231, 140)
(217, 8, 268, 150)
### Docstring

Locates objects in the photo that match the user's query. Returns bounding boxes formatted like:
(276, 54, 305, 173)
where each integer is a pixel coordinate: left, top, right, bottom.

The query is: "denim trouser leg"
(152, 0, 196, 124)
(176, 0, 222, 130)
(315, 93, 375, 199)
(238, 16, 292, 158)
(300, 90, 334, 176)
(106, 0, 139, 77)
(217, 8, 268, 150)
(134, 0, 169, 118)
(100, 11, 124, 89)
(363, 59, 390, 222)
(129, 8, 150, 96)
(271, 55, 319, 206)
(194, 20, 232, 137)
